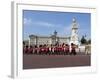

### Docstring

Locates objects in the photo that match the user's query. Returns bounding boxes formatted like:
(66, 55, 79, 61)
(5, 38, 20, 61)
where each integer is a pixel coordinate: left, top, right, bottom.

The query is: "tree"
(80, 36, 87, 44)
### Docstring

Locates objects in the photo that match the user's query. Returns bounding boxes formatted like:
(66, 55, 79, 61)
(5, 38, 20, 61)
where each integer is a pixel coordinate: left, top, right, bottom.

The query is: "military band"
(23, 43, 78, 55)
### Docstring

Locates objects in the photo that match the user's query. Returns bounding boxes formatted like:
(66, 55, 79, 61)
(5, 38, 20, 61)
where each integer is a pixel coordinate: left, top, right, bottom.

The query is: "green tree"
(80, 36, 87, 44)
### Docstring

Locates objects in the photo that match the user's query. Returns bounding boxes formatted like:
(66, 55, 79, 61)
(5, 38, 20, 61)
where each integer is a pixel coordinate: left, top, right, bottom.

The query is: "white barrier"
(77, 45, 91, 55)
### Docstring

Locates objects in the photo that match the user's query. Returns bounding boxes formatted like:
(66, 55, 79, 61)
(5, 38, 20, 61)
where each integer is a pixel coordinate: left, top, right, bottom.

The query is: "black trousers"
(71, 50, 76, 55)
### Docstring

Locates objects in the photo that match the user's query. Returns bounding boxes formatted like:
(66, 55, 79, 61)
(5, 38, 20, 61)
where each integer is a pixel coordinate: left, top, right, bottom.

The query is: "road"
(23, 54, 90, 69)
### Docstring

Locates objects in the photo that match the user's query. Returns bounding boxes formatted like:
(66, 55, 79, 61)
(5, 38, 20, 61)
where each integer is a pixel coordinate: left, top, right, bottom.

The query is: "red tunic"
(24, 47, 28, 53)
(29, 48, 33, 53)
(71, 46, 75, 50)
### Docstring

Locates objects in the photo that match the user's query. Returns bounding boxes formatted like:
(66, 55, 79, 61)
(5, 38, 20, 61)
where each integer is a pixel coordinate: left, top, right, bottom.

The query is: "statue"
(70, 17, 79, 45)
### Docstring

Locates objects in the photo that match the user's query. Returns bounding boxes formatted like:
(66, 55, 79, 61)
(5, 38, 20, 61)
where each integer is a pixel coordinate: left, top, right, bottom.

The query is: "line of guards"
(23, 43, 77, 55)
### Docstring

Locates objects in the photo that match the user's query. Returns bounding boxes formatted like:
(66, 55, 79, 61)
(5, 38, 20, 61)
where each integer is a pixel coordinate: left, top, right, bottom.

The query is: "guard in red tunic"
(41, 46, 45, 55)
(23, 46, 26, 54)
(54, 46, 57, 55)
(56, 46, 59, 55)
(49, 46, 52, 55)
(32, 46, 35, 54)
(34, 45, 37, 55)
(58, 45, 62, 55)
(39, 47, 42, 55)
(58, 46, 61, 55)
(36, 47, 40, 55)
(24, 45, 29, 54)
(71, 43, 76, 55)
(44, 47, 47, 55)
(60, 46, 64, 55)
(46, 47, 49, 55)
(65, 44, 69, 55)
(51, 46, 55, 55)
(38, 45, 42, 55)
(63, 46, 66, 55)
(28, 45, 33, 54)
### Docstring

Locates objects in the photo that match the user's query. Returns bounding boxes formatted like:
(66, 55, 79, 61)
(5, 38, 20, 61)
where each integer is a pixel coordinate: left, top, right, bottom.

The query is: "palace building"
(24, 18, 79, 46)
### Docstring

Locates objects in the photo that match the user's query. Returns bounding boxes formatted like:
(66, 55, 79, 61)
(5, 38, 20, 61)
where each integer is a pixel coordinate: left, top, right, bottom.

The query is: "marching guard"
(70, 43, 76, 55)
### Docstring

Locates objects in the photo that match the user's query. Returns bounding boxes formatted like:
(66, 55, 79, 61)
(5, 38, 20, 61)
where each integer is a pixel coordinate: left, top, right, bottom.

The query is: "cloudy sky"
(23, 10, 91, 40)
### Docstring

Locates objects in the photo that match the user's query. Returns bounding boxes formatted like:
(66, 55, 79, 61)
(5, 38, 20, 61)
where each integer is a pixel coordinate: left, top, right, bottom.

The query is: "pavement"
(23, 54, 90, 69)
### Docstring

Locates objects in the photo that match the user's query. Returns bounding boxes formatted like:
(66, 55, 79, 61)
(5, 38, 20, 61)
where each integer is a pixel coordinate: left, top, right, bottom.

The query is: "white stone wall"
(29, 36, 70, 46)
(59, 38, 69, 44)
(37, 37, 51, 45)
(30, 38, 36, 45)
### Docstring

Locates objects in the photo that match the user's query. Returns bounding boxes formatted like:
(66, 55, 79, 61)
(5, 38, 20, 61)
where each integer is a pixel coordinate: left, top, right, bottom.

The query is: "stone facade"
(28, 31, 70, 46)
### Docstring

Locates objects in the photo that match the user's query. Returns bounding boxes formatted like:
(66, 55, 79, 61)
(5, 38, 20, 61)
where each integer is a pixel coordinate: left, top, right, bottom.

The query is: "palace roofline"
(29, 34, 70, 39)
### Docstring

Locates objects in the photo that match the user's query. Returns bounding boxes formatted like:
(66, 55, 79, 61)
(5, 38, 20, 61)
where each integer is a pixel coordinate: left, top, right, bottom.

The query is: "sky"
(23, 10, 91, 40)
